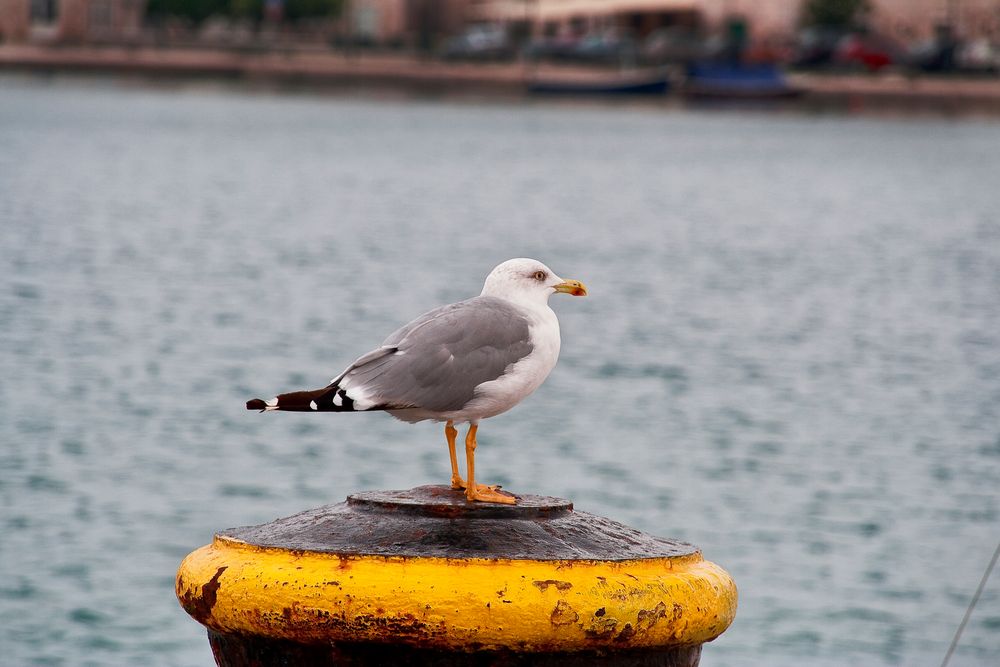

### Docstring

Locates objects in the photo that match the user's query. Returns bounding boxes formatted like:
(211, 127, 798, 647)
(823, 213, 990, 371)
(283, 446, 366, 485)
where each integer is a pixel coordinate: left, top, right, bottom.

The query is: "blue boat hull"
(684, 63, 801, 99)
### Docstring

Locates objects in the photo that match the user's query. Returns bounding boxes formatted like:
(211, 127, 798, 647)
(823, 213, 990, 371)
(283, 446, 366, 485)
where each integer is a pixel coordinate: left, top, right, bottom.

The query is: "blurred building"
(2, 0, 997, 45)
(0, 0, 471, 47)
(471, 0, 706, 37)
(872, 0, 1000, 41)
(0, 0, 29, 39)
(348, 0, 473, 46)
(0, 0, 145, 42)
(467, 0, 1000, 41)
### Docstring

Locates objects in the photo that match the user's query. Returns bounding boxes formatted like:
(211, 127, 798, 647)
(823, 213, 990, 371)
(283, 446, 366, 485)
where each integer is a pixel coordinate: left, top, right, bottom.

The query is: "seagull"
(247, 258, 587, 504)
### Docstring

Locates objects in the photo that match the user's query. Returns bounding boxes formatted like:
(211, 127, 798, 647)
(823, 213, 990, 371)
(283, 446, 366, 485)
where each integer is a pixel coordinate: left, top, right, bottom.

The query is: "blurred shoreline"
(4, 43, 1000, 116)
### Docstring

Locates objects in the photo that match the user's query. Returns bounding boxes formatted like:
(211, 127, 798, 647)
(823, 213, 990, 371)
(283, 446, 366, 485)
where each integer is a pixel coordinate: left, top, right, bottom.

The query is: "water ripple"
(2, 75, 999, 667)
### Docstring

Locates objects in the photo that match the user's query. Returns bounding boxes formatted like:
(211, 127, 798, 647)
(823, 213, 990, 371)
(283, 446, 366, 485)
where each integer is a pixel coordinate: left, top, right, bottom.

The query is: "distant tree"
(145, 0, 342, 24)
(800, 0, 871, 29)
(229, 0, 260, 20)
(146, 0, 229, 24)
(285, 0, 343, 21)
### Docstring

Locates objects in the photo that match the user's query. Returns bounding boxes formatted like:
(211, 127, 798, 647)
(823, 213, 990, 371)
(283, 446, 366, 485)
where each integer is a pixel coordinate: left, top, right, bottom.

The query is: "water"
(1, 74, 999, 667)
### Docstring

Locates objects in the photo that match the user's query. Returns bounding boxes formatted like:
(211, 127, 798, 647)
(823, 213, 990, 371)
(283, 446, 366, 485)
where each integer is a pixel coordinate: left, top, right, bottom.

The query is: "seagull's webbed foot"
(449, 478, 514, 503)
(467, 484, 516, 505)
(463, 424, 517, 505)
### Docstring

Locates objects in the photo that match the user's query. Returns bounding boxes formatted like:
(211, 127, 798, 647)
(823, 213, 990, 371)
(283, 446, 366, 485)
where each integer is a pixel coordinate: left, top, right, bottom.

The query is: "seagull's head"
(481, 258, 587, 307)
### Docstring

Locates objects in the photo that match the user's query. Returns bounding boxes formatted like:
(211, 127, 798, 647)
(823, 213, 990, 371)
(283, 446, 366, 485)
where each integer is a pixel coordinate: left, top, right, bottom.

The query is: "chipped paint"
(550, 600, 579, 626)
(175, 535, 737, 652)
(177, 565, 227, 625)
(533, 580, 573, 592)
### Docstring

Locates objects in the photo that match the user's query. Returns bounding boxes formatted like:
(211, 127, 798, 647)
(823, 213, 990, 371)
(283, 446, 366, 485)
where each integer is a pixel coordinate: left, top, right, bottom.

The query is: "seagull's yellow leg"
(445, 421, 466, 489)
(464, 424, 516, 505)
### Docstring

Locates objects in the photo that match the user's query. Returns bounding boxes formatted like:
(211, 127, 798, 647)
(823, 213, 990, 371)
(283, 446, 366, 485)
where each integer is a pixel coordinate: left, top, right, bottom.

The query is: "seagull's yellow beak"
(553, 279, 588, 297)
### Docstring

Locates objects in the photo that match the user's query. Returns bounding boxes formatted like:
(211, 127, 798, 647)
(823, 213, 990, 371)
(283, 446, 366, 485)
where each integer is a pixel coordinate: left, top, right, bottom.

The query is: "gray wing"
(335, 296, 533, 412)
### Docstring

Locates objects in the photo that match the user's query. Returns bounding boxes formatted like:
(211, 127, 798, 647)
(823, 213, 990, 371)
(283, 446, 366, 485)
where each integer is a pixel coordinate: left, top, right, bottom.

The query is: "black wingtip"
(246, 398, 267, 411)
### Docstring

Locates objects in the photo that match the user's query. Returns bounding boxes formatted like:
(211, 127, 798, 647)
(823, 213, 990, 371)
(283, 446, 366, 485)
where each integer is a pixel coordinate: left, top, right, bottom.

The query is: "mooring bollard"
(176, 485, 736, 666)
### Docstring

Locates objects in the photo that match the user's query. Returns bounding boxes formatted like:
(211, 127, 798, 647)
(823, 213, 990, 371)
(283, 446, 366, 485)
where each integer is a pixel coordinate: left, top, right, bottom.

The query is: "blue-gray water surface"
(1, 74, 999, 666)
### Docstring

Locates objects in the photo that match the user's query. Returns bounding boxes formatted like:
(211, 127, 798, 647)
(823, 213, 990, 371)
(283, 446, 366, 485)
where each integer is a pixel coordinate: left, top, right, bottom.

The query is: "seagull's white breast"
(455, 303, 561, 423)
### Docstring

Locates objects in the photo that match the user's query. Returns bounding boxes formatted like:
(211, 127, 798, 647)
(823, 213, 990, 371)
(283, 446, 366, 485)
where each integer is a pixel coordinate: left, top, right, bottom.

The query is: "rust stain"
(584, 618, 619, 641)
(636, 601, 668, 633)
(264, 607, 445, 645)
(179, 566, 227, 625)
(549, 600, 579, 627)
(615, 622, 636, 642)
(349, 611, 434, 640)
(532, 579, 573, 592)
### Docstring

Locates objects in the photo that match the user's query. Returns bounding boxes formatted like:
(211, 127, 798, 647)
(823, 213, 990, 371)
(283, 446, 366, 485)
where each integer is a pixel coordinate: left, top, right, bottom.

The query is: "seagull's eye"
(533, 271, 547, 281)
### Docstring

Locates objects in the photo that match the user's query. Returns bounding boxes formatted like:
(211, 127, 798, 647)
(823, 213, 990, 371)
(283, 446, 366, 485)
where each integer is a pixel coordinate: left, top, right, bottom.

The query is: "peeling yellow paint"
(176, 534, 737, 652)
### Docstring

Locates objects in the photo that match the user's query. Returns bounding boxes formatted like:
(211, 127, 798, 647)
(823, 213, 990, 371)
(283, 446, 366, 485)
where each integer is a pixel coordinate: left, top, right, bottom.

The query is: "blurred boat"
(527, 70, 670, 95)
(683, 62, 801, 99)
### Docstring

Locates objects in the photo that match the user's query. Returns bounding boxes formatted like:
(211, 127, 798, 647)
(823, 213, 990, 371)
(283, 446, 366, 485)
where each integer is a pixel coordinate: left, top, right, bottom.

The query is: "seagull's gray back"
(338, 296, 534, 413)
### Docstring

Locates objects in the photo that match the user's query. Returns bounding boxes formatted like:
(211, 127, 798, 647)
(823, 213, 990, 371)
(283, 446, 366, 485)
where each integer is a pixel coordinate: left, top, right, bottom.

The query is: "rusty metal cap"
(217, 485, 696, 561)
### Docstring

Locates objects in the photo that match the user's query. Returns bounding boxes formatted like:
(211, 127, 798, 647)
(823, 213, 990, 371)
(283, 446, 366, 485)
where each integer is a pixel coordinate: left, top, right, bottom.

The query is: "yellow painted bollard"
(176, 486, 737, 666)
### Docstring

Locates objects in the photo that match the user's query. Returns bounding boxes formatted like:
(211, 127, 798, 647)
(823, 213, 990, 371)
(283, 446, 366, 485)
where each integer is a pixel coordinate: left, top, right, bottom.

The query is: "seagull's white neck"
(480, 284, 553, 313)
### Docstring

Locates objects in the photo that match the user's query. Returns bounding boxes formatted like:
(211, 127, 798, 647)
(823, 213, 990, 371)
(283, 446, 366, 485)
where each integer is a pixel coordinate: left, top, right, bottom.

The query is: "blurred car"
(833, 32, 900, 71)
(440, 24, 514, 62)
(956, 38, 1000, 73)
(640, 26, 705, 65)
(905, 25, 959, 72)
(791, 27, 847, 68)
(907, 39, 956, 72)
